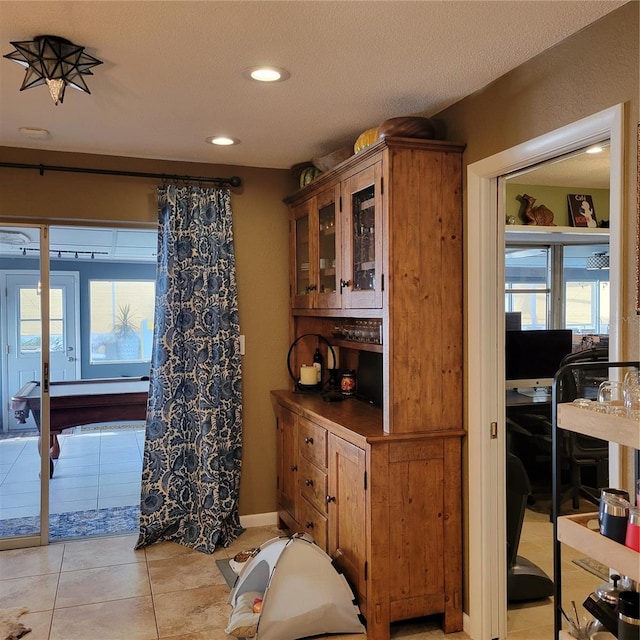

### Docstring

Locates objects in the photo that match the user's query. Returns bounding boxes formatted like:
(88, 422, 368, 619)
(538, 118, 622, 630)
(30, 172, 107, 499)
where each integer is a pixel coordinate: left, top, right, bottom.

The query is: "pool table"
(11, 376, 149, 477)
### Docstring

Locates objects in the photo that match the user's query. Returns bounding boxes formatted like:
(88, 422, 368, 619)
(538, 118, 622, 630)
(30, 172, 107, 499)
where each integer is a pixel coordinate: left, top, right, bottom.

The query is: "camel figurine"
(519, 193, 556, 226)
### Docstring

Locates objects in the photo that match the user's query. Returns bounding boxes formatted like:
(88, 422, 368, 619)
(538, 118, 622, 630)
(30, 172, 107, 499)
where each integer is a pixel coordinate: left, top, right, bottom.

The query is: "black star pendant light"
(4, 35, 102, 105)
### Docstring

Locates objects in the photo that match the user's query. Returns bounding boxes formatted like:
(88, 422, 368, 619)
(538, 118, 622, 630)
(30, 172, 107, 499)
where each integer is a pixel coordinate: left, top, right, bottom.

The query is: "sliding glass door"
(0, 225, 49, 547)
(1, 223, 157, 548)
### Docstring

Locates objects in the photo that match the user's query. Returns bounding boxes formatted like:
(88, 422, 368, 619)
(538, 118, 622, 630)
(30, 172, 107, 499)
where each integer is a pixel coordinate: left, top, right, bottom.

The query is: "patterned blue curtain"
(135, 184, 244, 553)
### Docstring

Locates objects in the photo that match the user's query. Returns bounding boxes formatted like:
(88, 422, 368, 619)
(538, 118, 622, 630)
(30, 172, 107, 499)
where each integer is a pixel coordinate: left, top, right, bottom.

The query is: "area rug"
(572, 557, 610, 581)
(0, 505, 140, 541)
(0, 607, 31, 639)
(216, 558, 237, 589)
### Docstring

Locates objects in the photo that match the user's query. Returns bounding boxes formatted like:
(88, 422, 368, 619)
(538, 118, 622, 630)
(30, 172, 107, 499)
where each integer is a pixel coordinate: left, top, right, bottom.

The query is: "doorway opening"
(502, 144, 612, 635)
(466, 104, 623, 640)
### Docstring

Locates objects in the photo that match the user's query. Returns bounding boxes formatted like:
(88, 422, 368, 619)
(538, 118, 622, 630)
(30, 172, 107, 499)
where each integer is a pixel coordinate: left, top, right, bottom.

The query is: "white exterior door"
(2, 272, 80, 431)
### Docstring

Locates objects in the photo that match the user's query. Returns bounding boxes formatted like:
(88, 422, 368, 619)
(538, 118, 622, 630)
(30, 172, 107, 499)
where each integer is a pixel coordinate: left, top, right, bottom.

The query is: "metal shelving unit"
(552, 360, 640, 638)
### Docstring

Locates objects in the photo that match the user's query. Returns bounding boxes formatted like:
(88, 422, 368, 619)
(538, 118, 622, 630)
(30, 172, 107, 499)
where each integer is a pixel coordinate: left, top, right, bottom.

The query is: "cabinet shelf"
(330, 338, 383, 353)
(505, 224, 609, 245)
(357, 196, 375, 211)
(557, 512, 639, 582)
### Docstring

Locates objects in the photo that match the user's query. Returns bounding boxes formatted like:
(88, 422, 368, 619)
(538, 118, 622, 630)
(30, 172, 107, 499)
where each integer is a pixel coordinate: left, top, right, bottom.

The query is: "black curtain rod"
(0, 161, 242, 188)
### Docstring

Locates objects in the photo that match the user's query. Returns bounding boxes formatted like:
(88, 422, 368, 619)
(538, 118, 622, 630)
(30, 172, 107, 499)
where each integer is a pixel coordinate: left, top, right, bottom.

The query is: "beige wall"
(432, 1, 638, 615)
(435, 1, 639, 359)
(0, 147, 296, 516)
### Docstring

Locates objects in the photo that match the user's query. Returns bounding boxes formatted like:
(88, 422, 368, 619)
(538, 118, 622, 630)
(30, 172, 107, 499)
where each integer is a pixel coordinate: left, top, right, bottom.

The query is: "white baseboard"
(239, 511, 279, 528)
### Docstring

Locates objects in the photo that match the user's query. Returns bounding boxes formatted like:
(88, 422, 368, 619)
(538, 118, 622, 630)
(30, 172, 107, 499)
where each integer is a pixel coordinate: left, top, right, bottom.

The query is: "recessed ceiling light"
(19, 127, 50, 139)
(242, 66, 290, 82)
(205, 136, 240, 146)
(585, 145, 603, 154)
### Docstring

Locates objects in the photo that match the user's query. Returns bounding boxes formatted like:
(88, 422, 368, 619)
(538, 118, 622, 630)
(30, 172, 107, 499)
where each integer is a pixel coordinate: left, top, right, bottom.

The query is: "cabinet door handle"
(305, 479, 313, 486)
(326, 495, 336, 503)
(290, 465, 297, 472)
(304, 436, 313, 445)
(306, 284, 317, 292)
(305, 521, 314, 529)
(339, 279, 351, 292)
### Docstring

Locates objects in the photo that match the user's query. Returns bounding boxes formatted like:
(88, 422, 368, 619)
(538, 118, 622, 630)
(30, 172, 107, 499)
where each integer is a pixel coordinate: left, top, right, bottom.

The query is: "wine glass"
(597, 381, 624, 412)
(623, 368, 640, 390)
(624, 385, 640, 420)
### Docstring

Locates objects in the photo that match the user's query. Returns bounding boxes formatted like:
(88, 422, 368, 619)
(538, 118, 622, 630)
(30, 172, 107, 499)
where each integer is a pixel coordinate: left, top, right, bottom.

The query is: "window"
(19, 285, 65, 353)
(505, 243, 609, 335)
(505, 246, 551, 329)
(563, 244, 609, 334)
(89, 280, 155, 364)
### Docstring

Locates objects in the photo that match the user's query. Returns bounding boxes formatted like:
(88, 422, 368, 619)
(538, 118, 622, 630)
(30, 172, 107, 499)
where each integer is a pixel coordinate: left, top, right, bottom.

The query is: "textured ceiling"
(0, 0, 628, 170)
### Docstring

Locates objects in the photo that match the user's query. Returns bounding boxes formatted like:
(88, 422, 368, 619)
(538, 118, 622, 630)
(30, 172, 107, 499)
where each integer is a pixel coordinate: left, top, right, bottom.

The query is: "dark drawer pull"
(326, 495, 336, 503)
(290, 465, 297, 472)
(304, 436, 314, 445)
(305, 521, 314, 529)
(305, 479, 313, 486)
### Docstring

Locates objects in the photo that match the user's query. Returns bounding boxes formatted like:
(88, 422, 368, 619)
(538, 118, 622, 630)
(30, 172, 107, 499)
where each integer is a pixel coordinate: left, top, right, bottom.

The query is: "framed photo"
(567, 194, 598, 228)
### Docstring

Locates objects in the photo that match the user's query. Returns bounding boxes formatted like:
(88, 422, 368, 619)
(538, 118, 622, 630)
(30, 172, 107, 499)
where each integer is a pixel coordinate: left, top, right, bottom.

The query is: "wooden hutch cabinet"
(273, 136, 465, 640)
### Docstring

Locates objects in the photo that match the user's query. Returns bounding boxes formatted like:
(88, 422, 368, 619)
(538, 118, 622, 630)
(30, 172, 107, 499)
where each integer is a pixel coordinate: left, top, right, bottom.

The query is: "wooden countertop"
(271, 390, 465, 447)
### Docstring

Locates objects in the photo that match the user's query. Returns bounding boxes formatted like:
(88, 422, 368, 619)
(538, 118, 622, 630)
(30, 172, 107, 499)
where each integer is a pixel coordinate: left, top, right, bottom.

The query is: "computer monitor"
(505, 329, 573, 390)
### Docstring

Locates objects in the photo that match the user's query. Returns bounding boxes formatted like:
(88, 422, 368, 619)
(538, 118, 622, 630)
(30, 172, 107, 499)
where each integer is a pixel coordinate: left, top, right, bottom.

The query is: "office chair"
(507, 347, 609, 512)
(506, 452, 554, 601)
(554, 347, 610, 509)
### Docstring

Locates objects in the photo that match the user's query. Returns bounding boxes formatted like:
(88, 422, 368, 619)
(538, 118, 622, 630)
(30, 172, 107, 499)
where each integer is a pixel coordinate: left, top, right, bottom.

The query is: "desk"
(506, 389, 551, 408)
(11, 377, 149, 477)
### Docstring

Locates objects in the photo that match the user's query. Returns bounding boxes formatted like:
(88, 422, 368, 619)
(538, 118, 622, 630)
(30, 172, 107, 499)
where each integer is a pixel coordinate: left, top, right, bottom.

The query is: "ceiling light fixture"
(205, 136, 240, 146)
(3, 35, 103, 105)
(242, 66, 290, 83)
(586, 252, 610, 270)
(18, 126, 50, 139)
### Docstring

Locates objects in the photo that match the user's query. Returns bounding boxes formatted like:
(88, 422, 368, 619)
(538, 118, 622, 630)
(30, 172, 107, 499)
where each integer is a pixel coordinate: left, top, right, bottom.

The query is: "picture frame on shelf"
(567, 194, 598, 228)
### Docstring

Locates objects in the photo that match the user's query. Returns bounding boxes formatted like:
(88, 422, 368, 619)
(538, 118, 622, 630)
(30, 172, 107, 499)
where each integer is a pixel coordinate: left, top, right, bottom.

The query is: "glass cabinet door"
(342, 162, 383, 308)
(316, 186, 341, 309)
(291, 202, 314, 309)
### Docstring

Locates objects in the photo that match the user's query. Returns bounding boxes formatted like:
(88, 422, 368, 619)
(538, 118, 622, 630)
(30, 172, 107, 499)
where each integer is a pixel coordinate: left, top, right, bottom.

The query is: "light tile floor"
(0, 426, 145, 521)
(0, 526, 472, 640)
(0, 429, 605, 638)
(507, 509, 604, 639)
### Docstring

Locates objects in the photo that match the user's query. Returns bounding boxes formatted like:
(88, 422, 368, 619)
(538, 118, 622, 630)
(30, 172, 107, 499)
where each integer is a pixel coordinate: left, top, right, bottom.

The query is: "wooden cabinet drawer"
(299, 457, 328, 514)
(298, 417, 327, 467)
(298, 497, 328, 550)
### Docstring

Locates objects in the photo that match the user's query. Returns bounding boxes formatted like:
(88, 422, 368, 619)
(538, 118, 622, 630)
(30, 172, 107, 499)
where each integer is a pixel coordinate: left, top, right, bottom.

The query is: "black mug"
(599, 488, 630, 528)
(599, 493, 629, 544)
(618, 591, 640, 640)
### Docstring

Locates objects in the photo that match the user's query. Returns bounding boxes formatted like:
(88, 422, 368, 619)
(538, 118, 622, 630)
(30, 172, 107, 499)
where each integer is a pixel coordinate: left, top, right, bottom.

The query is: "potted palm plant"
(113, 304, 141, 360)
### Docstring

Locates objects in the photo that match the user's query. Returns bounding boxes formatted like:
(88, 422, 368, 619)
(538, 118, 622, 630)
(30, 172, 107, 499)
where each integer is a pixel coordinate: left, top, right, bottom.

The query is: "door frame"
(465, 104, 624, 639)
